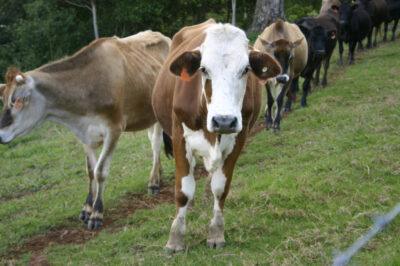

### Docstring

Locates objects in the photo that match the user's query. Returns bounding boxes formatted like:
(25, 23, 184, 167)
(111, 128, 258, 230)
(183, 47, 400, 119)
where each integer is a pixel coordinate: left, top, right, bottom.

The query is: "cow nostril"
(212, 115, 238, 133)
(229, 117, 238, 129)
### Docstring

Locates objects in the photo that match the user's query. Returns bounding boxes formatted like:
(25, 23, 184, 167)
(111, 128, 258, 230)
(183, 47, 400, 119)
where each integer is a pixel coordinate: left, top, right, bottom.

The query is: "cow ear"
(0, 84, 5, 102)
(170, 50, 201, 82)
(258, 36, 274, 50)
(291, 37, 304, 49)
(249, 51, 282, 85)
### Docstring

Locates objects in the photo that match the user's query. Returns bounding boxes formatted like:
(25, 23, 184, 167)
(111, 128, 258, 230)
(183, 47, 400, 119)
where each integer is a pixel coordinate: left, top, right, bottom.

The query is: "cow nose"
(212, 115, 238, 133)
(276, 74, 290, 84)
(315, 50, 326, 56)
(340, 20, 347, 26)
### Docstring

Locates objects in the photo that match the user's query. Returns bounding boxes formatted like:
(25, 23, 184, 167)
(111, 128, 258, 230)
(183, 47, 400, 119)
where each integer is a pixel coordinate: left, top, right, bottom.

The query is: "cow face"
(170, 24, 281, 134)
(0, 68, 46, 144)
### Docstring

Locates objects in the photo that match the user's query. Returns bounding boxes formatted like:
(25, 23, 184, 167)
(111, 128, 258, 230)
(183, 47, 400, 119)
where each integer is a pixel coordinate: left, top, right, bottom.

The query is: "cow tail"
(162, 131, 173, 158)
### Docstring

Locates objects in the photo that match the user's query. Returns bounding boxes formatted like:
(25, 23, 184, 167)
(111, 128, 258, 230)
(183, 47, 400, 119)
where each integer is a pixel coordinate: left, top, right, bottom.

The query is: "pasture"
(1, 39, 400, 265)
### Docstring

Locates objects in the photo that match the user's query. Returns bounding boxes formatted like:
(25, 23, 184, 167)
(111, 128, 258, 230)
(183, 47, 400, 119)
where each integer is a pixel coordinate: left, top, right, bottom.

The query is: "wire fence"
(333, 203, 400, 266)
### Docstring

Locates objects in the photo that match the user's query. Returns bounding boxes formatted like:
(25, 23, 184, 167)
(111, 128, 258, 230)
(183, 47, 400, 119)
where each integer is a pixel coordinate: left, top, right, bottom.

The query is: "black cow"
(383, 0, 400, 41)
(359, 0, 389, 48)
(338, 0, 372, 64)
(286, 17, 337, 109)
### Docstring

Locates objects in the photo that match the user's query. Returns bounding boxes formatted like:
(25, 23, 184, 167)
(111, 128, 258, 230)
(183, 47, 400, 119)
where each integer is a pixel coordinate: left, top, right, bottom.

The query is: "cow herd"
(0, 0, 399, 253)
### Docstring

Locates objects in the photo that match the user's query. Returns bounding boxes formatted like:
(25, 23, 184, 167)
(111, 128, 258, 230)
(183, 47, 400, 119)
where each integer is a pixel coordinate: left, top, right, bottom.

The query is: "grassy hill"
(1, 40, 400, 265)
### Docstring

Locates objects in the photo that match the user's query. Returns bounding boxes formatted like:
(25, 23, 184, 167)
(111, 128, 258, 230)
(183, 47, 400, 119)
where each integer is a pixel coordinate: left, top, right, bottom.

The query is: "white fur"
(182, 123, 237, 173)
(200, 24, 249, 133)
(181, 175, 196, 200)
(15, 75, 24, 83)
(211, 168, 226, 197)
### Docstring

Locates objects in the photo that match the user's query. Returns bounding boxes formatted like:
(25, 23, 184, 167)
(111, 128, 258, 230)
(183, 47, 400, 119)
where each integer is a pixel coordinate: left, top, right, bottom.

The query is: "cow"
(152, 19, 281, 252)
(320, 0, 342, 14)
(383, 0, 400, 41)
(359, 0, 389, 48)
(293, 9, 339, 107)
(338, 0, 372, 64)
(0, 31, 171, 230)
(254, 19, 308, 131)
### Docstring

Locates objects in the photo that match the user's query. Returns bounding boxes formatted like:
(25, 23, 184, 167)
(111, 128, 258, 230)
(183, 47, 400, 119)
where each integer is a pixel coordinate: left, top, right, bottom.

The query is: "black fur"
(162, 131, 173, 158)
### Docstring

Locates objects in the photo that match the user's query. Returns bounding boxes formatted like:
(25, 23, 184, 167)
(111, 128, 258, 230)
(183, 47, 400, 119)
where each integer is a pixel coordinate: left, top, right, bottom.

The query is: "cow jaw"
(200, 24, 249, 134)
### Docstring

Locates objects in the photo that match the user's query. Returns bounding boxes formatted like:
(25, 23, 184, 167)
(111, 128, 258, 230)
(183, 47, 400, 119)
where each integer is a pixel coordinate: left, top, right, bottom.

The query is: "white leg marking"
(181, 175, 196, 201)
(147, 123, 162, 188)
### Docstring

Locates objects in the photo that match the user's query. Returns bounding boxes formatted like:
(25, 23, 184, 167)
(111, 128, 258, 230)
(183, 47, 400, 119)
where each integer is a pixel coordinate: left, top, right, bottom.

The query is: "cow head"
(258, 37, 303, 82)
(170, 24, 281, 134)
(0, 68, 46, 144)
(297, 19, 333, 59)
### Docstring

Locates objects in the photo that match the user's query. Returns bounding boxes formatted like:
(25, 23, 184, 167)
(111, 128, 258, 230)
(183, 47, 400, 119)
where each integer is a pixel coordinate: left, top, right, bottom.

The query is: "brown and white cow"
(0, 31, 171, 230)
(255, 19, 308, 131)
(152, 19, 281, 252)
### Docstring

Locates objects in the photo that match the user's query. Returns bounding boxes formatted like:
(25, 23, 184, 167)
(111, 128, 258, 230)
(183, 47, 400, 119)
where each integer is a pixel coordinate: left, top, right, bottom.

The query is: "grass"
(1, 40, 400, 265)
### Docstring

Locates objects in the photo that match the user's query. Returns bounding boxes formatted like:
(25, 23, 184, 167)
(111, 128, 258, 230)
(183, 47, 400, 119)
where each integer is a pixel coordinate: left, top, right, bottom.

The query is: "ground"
(1, 39, 400, 265)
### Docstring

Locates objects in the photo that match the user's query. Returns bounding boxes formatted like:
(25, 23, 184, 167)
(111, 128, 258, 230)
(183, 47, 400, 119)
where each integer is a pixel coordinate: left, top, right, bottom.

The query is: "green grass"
(1, 40, 400, 265)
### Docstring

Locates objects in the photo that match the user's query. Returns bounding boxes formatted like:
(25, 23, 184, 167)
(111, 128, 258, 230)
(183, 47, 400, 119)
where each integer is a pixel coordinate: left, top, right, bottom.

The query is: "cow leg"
(314, 63, 321, 86)
(367, 27, 373, 48)
(207, 133, 245, 249)
(338, 40, 344, 66)
(273, 87, 286, 131)
(373, 25, 380, 47)
(322, 54, 332, 87)
(349, 41, 357, 65)
(87, 129, 120, 230)
(265, 86, 274, 130)
(165, 123, 195, 253)
(392, 19, 399, 41)
(147, 122, 163, 195)
(79, 145, 97, 224)
(301, 77, 311, 107)
(285, 77, 298, 112)
(384, 22, 389, 42)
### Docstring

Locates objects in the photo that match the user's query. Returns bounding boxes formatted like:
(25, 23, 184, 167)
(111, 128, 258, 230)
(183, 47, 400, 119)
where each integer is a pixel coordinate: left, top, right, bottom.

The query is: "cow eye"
(200, 66, 208, 76)
(241, 66, 250, 76)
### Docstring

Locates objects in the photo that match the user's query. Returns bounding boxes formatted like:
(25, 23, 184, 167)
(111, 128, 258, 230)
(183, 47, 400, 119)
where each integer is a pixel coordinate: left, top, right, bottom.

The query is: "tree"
(64, 0, 99, 39)
(248, 0, 285, 33)
(232, 0, 237, 25)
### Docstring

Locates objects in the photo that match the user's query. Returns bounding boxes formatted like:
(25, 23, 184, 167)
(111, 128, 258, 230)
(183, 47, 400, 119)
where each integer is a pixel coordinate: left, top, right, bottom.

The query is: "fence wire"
(333, 203, 400, 266)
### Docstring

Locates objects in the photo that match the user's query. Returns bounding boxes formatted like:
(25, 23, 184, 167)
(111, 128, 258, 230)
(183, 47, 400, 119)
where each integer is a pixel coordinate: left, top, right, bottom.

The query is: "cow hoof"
(87, 217, 103, 230)
(148, 185, 160, 195)
(322, 81, 327, 87)
(207, 240, 225, 249)
(79, 210, 91, 224)
(164, 244, 185, 254)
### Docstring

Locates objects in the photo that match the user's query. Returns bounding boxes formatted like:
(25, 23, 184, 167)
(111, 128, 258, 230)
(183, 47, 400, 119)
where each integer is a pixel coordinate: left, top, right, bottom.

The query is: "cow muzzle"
(276, 74, 290, 84)
(211, 115, 238, 134)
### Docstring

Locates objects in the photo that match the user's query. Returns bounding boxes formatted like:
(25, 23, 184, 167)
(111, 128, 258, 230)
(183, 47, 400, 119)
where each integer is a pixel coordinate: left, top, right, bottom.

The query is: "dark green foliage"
(0, 0, 319, 80)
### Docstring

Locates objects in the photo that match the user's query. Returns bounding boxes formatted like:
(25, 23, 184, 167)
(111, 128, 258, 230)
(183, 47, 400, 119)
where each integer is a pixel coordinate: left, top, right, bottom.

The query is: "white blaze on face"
(200, 24, 250, 133)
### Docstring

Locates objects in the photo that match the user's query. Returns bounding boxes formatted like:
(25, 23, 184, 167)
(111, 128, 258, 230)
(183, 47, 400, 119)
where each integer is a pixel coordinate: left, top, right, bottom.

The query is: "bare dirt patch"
(7, 187, 175, 261)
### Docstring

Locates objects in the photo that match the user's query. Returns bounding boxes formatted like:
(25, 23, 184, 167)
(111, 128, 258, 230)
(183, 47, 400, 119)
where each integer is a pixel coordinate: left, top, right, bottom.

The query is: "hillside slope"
(1, 40, 400, 265)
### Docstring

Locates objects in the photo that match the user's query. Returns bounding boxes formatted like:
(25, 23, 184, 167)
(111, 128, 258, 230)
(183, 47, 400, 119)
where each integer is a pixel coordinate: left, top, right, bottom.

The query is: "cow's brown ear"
(170, 51, 201, 81)
(249, 51, 281, 85)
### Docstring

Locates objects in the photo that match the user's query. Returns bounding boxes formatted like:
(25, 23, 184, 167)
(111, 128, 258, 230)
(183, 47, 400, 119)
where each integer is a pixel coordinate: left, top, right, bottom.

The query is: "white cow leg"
(79, 144, 97, 224)
(207, 168, 227, 248)
(147, 122, 163, 195)
(87, 129, 120, 230)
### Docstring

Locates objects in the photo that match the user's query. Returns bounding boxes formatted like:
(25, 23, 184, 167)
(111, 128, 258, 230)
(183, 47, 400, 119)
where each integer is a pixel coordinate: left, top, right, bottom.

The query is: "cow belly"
(182, 123, 237, 172)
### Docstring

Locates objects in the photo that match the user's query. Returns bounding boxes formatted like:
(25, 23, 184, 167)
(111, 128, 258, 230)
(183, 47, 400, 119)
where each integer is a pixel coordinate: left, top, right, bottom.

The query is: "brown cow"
(254, 19, 308, 130)
(0, 31, 171, 230)
(152, 19, 281, 252)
